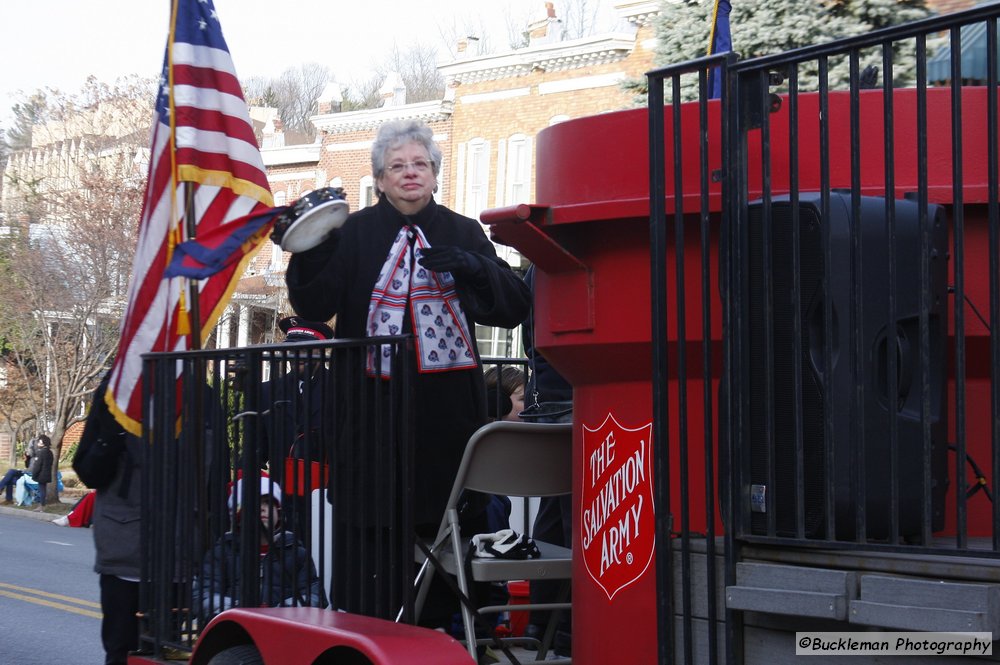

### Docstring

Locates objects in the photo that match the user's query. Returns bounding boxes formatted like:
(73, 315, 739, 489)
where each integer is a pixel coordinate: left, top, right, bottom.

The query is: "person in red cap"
(259, 316, 334, 535)
(277, 316, 334, 343)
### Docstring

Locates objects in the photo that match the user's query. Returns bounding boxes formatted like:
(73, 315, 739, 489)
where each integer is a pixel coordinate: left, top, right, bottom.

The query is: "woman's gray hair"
(371, 119, 443, 184)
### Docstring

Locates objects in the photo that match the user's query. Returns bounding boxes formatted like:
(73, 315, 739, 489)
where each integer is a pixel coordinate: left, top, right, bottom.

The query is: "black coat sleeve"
(443, 213, 531, 329)
(285, 230, 347, 323)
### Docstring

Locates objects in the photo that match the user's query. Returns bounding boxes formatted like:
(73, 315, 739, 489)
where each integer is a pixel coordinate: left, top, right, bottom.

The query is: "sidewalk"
(0, 494, 76, 522)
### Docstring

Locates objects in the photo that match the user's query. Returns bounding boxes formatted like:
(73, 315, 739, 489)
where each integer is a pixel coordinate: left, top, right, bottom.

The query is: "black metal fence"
(135, 341, 530, 657)
(137, 336, 416, 655)
(647, 3, 1000, 664)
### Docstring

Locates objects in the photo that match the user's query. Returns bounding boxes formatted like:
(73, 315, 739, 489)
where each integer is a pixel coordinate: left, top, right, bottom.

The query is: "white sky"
(0, 0, 621, 128)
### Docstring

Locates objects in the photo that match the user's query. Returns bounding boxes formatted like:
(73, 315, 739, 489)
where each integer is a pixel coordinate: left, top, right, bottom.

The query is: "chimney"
(527, 2, 562, 44)
(457, 39, 468, 54)
(379, 71, 407, 108)
(316, 80, 344, 115)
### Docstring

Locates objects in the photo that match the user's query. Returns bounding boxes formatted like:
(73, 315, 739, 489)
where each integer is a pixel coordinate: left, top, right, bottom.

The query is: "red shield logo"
(580, 413, 655, 601)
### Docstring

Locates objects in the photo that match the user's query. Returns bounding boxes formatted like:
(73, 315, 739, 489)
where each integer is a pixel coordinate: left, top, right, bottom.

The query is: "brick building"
(441, 0, 657, 230)
(925, 0, 975, 14)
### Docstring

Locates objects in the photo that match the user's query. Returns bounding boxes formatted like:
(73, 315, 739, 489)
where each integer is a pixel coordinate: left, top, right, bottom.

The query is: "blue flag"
(164, 206, 289, 279)
(708, 0, 732, 99)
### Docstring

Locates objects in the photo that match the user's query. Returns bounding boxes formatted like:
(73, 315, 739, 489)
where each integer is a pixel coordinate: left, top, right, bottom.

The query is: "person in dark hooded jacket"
(27, 435, 54, 510)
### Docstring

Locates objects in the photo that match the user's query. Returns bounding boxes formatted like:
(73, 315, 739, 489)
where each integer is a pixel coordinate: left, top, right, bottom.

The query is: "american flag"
(106, 0, 274, 435)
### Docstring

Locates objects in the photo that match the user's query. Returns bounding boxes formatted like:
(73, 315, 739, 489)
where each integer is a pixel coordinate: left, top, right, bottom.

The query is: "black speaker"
(745, 192, 948, 541)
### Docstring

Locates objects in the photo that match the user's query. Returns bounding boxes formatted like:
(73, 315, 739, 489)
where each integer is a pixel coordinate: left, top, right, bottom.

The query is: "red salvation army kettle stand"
(485, 87, 1000, 664)
(487, 104, 701, 664)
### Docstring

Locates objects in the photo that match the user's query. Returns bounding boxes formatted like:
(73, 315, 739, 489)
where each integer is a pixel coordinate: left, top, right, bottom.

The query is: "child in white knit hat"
(197, 475, 325, 618)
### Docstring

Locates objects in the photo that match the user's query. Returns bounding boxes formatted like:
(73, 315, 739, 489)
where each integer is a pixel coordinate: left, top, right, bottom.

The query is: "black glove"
(417, 245, 485, 283)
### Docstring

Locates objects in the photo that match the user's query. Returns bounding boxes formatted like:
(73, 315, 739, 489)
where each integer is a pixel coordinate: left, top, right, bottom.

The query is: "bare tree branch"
(342, 43, 445, 110)
(0, 77, 150, 478)
(271, 63, 331, 140)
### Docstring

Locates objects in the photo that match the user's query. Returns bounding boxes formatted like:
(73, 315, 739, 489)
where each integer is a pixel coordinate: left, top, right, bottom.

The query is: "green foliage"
(1, 95, 48, 189)
(225, 379, 246, 466)
(244, 82, 281, 109)
(60, 440, 79, 464)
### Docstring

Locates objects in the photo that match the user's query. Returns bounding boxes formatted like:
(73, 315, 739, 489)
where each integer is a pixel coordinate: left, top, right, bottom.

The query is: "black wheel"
(207, 644, 264, 665)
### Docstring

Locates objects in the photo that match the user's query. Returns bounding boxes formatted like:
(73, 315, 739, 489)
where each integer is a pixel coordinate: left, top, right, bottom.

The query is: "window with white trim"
(476, 323, 520, 358)
(463, 138, 490, 220)
(360, 175, 375, 208)
(505, 134, 531, 206)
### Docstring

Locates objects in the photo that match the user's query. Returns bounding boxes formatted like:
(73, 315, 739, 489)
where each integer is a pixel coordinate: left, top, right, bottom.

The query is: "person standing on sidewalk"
(27, 435, 54, 511)
(94, 433, 141, 665)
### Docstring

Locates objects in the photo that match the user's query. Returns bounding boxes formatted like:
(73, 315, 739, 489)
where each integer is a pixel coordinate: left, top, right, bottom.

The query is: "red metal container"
(487, 87, 1000, 665)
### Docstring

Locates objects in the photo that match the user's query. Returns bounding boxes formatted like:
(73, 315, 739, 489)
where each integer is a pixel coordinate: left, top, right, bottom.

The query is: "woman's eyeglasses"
(385, 159, 433, 175)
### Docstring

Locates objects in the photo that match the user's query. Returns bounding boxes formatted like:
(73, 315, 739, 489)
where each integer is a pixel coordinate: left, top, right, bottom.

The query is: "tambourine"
(271, 187, 350, 252)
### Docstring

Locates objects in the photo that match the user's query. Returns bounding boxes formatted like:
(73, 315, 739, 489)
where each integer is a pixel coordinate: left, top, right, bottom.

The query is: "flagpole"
(708, 0, 721, 56)
(184, 185, 202, 351)
(184, 177, 209, 554)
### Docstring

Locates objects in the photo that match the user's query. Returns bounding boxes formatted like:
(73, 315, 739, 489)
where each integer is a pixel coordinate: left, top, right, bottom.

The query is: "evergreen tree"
(649, 0, 930, 101)
(5, 93, 46, 152)
(837, 0, 929, 31)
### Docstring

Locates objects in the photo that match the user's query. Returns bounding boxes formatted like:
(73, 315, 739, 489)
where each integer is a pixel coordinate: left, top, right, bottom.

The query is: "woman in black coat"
(285, 119, 531, 625)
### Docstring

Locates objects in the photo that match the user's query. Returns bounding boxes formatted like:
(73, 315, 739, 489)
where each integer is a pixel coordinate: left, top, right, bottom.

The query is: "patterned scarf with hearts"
(366, 223, 477, 378)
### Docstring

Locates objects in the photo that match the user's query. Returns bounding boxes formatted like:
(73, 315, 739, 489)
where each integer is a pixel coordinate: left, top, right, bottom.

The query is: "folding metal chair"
(414, 421, 573, 662)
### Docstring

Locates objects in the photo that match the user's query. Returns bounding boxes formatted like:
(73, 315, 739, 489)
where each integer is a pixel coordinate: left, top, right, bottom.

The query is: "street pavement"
(0, 502, 565, 664)
(0, 508, 106, 664)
